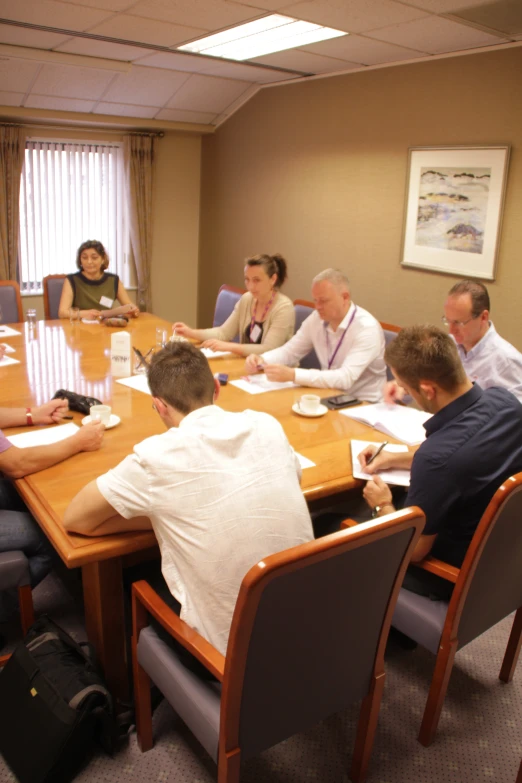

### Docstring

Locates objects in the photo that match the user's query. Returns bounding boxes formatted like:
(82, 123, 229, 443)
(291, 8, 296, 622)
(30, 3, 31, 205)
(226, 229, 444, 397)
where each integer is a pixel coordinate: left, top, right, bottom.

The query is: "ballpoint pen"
(366, 441, 388, 467)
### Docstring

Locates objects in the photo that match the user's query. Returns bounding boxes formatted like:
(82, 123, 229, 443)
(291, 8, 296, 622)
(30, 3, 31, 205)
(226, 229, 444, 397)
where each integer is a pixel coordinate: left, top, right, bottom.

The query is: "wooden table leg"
(82, 557, 129, 702)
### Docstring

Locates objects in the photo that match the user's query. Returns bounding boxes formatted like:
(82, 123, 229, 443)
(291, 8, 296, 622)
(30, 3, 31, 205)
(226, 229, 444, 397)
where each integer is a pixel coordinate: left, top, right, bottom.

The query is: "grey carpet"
(0, 571, 520, 783)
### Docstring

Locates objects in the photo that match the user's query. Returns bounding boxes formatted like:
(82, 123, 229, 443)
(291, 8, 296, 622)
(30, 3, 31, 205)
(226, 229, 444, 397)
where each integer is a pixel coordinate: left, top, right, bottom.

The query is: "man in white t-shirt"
(63, 342, 313, 657)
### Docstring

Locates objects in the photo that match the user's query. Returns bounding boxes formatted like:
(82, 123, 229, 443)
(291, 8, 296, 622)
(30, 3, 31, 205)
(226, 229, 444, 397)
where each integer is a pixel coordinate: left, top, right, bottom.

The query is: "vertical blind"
(18, 141, 129, 293)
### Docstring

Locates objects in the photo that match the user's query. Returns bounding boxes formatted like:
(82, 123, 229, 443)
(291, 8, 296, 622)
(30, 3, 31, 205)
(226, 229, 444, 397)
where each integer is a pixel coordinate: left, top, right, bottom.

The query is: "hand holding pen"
(358, 441, 389, 473)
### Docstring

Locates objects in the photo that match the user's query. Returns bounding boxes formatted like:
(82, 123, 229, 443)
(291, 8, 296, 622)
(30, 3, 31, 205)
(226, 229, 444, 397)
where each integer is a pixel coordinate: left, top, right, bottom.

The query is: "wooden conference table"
(1, 313, 391, 700)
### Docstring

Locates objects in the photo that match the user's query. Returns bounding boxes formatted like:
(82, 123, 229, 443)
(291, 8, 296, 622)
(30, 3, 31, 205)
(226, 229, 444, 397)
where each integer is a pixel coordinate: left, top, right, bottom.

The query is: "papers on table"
(7, 422, 79, 448)
(351, 440, 410, 487)
(116, 374, 151, 395)
(0, 326, 21, 337)
(81, 318, 100, 324)
(296, 452, 315, 470)
(199, 347, 231, 359)
(0, 355, 20, 366)
(340, 403, 431, 445)
(230, 375, 298, 395)
(1, 343, 15, 353)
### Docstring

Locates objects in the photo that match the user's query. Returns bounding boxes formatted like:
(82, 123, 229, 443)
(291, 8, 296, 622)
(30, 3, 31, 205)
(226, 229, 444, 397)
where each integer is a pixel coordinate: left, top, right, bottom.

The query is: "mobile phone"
(217, 373, 229, 386)
(323, 394, 359, 410)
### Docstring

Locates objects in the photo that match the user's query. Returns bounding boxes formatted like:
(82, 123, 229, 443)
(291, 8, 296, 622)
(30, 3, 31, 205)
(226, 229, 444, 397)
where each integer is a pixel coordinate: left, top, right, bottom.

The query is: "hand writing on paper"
(358, 444, 415, 474)
(264, 364, 295, 383)
(244, 355, 265, 373)
(363, 475, 393, 510)
(383, 380, 406, 405)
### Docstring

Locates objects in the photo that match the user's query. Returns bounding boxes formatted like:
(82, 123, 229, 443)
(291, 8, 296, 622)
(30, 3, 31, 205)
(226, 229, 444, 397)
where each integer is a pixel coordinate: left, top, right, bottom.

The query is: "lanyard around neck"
(250, 290, 275, 340)
(324, 305, 357, 369)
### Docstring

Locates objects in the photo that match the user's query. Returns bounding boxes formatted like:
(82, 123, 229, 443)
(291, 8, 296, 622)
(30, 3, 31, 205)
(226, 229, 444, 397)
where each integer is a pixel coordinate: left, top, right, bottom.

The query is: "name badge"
(100, 296, 114, 308)
(250, 324, 262, 343)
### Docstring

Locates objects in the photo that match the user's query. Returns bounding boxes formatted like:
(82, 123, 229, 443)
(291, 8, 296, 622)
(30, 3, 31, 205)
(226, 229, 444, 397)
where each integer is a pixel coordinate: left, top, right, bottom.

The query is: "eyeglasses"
(441, 314, 480, 328)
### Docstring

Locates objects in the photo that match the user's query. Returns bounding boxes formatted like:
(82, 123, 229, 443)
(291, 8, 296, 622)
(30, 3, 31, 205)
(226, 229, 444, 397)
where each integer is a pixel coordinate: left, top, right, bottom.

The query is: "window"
(18, 140, 130, 293)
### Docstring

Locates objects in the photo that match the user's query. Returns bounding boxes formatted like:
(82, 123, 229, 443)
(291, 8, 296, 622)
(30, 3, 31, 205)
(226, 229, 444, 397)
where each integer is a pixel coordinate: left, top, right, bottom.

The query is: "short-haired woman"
(58, 240, 139, 320)
(172, 254, 294, 355)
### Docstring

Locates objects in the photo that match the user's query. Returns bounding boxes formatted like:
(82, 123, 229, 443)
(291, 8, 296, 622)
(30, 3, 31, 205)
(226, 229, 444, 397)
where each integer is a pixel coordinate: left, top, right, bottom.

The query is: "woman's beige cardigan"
(198, 292, 295, 355)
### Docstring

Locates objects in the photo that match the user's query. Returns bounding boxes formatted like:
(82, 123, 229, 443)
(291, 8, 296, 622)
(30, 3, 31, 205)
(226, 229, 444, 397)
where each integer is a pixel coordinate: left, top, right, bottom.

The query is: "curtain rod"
(1, 121, 164, 137)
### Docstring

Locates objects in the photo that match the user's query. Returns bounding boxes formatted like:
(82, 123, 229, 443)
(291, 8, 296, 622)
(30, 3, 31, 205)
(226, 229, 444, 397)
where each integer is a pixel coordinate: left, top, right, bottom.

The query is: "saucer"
(292, 402, 328, 418)
(82, 414, 121, 429)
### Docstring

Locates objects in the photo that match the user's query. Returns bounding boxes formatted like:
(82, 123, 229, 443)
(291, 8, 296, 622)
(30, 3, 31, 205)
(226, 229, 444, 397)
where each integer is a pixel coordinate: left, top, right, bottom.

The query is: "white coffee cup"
(89, 404, 112, 425)
(299, 394, 321, 414)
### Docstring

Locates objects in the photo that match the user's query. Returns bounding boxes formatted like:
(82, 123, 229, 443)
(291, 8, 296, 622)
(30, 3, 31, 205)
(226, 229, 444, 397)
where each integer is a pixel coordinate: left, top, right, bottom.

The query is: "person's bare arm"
(58, 278, 74, 319)
(116, 281, 139, 317)
(63, 479, 151, 536)
(0, 422, 104, 478)
(0, 399, 70, 429)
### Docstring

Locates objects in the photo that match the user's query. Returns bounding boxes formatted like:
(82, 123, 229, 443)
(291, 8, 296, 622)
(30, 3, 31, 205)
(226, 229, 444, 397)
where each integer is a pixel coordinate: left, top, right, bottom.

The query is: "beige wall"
(7, 124, 201, 325)
(199, 47, 522, 349)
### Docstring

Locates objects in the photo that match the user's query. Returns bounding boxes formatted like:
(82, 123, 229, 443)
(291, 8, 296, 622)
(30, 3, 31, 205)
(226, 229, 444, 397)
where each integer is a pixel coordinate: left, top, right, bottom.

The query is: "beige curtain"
(123, 134, 155, 312)
(0, 125, 26, 280)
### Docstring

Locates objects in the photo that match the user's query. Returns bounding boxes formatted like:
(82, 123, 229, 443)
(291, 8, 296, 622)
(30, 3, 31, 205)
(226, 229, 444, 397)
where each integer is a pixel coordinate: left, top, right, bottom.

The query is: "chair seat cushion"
(392, 588, 449, 654)
(137, 626, 222, 761)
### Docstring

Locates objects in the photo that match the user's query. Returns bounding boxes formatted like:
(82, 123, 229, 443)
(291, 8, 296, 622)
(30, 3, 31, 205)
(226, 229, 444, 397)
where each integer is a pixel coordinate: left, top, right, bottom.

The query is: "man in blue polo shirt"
(360, 325, 522, 599)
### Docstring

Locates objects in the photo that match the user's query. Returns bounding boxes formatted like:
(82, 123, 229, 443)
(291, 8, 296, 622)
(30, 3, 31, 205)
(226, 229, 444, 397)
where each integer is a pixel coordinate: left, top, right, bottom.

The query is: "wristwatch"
(372, 504, 390, 518)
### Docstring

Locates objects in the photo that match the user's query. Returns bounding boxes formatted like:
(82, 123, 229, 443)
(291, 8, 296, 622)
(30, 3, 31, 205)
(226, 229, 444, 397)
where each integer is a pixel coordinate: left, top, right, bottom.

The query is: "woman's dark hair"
(245, 254, 288, 288)
(76, 240, 109, 271)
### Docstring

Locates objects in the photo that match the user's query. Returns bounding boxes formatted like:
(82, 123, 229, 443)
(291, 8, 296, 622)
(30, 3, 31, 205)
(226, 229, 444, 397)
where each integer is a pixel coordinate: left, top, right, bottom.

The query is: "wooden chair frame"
(293, 298, 315, 309)
(0, 280, 23, 323)
(0, 583, 35, 667)
(42, 274, 67, 320)
(132, 508, 424, 783)
(343, 474, 522, 746)
(379, 321, 401, 334)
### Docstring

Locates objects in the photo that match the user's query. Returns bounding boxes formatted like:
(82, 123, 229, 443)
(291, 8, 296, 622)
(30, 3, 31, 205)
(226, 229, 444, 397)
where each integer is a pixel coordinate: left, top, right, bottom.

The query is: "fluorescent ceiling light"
(177, 14, 348, 61)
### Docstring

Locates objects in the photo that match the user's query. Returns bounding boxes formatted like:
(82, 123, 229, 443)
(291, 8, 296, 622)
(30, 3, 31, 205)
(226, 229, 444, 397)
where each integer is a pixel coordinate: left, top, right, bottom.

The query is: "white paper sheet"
(340, 402, 431, 445)
(199, 348, 231, 359)
(0, 356, 20, 366)
(296, 452, 316, 470)
(351, 440, 410, 486)
(0, 343, 15, 353)
(230, 375, 298, 395)
(81, 318, 100, 324)
(7, 422, 79, 448)
(0, 326, 21, 337)
(116, 374, 151, 395)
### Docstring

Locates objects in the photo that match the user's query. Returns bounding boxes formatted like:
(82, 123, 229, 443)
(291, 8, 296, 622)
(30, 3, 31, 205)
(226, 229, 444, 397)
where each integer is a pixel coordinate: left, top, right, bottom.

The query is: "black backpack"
(0, 616, 116, 783)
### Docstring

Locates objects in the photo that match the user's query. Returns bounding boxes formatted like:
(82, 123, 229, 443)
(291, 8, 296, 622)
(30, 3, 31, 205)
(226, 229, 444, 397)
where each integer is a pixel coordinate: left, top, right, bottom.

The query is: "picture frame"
(401, 145, 510, 280)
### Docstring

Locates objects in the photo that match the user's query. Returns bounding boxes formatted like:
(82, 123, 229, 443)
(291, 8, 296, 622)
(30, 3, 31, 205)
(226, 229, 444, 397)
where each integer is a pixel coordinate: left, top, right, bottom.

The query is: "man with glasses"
(386, 280, 522, 403)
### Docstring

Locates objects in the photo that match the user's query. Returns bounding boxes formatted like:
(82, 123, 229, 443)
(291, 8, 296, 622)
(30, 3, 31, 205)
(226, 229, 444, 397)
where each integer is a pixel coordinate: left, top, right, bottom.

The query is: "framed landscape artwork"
(401, 146, 510, 280)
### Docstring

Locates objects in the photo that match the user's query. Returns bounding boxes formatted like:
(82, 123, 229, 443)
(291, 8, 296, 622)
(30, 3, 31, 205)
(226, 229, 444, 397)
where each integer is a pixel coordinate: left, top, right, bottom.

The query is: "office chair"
(293, 299, 320, 370)
(0, 281, 23, 324)
(42, 275, 66, 319)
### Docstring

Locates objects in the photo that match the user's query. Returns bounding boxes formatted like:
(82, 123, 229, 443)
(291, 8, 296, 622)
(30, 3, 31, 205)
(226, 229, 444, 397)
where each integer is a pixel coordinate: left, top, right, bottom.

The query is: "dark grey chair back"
(0, 282, 22, 324)
(293, 301, 320, 370)
(213, 285, 244, 328)
(227, 519, 419, 760)
(43, 275, 66, 319)
(457, 481, 522, 649)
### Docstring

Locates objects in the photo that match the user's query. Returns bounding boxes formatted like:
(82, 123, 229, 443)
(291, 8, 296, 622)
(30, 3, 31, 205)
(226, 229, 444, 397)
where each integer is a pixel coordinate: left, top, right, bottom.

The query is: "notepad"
(230, 376, 298, 395)
(7, 423, 79, 448)
(340, 403, 431, 445)
(351, 440, 410, 486)
(116, 375, 151, 395)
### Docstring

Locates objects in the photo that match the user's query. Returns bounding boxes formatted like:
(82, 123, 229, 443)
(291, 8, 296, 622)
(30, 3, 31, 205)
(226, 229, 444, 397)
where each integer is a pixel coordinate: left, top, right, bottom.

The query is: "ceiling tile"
(58, 0, 139, 10)
(279, 0, 428, 33)
(0, 91, 25, 106)
(101, 65, 191, 104)
(135, 51, 295, 82)
(0, 58, 40, 92)
(305, 33, 426, 63)
(86, 14, 206, 48)
(30, 63, 116, 99)
(0, 0, 114, 31)
(218, 83, 259, 114)
(0, 24, 70, 49)
(25, 94, 96, 111)
(253, 48, 360, 73)
(129, 0, 261, 29)
(227, 0, 303, 9)
(96, 101, 159, 117)
(367, 15, 507, 54)
(155, 106, 217, 124)
(55, 38, 152, 61)
(166, 73, 252, 113)
(398, 0, 497, 11)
